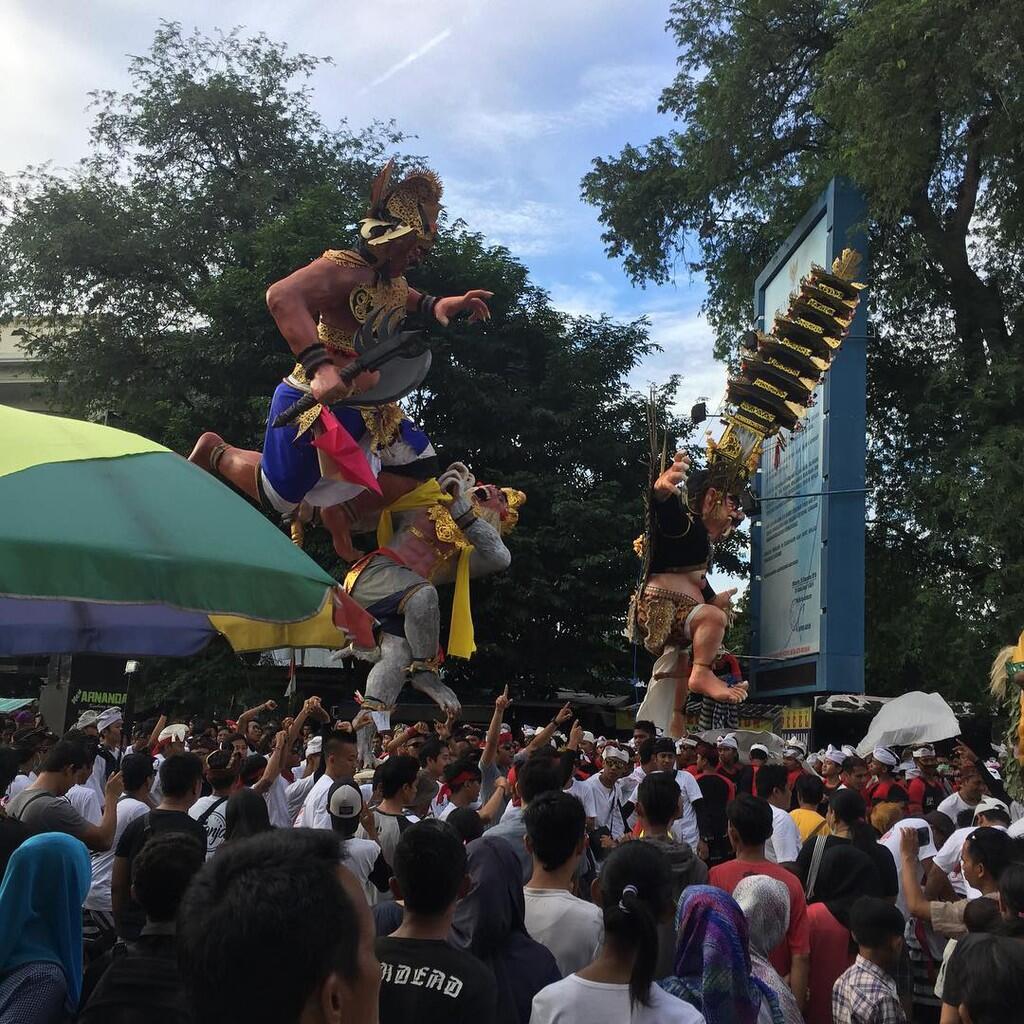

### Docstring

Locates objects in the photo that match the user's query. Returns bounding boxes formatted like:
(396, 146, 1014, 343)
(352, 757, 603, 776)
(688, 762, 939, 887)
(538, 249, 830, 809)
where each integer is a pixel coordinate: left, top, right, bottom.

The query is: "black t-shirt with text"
(376, 936, 496, 1024)
(114, 810, 206, 938)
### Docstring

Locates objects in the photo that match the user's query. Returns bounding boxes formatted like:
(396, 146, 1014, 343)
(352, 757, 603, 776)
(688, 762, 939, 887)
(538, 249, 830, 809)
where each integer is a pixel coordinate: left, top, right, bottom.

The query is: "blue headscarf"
(659, 884, 780, 1024)
(0, 831, 92, 1011)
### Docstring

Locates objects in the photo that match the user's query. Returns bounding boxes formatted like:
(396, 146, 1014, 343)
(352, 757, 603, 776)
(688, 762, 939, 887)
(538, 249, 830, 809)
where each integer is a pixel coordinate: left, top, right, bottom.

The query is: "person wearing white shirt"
(529, 840, 704, 1024)
(671, 768, 704, 852)
(523, 791, 603, 977)
(67, 782, 103, 825)
(325, 779, 392, 905)
(188, 748, 239, 858)
(755, 764, 802, 864)
(87, 707, 125, 808)
(935, 767, 985, 826)
(298, 732, 359, 829)
(878, 816, 938, 918)
(581, 746, 632, 841)
(287, 736, 323, 823)
(82, 751, 154, 953)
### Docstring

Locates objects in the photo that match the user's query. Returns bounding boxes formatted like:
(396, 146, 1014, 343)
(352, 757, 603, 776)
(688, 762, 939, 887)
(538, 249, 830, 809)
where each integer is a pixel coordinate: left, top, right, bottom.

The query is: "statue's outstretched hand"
(434, 290, 494, 326)
(654, 451, 690, 499)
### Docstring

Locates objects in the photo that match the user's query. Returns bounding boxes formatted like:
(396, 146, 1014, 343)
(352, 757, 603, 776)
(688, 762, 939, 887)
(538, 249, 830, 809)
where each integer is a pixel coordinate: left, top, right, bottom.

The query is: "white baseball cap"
(974, 797, 1009, 818)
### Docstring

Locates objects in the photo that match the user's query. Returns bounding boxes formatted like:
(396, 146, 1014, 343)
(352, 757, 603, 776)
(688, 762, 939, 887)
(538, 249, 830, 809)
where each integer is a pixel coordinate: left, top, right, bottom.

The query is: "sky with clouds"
(0, 0, 729, 415)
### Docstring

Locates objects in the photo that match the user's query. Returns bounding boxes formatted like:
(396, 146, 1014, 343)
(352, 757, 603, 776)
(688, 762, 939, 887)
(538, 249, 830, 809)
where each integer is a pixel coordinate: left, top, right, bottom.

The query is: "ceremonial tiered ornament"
(708, 248, 866, 488)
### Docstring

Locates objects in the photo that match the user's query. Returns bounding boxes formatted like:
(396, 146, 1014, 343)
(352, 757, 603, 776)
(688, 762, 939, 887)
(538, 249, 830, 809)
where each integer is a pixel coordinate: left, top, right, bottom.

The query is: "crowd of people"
(1, 695, 1023, 1024)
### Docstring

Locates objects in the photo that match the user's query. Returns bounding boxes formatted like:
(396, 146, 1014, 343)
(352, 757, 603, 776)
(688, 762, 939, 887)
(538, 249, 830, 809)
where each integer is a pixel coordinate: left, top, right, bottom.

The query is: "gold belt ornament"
(284, 364, 405, 448)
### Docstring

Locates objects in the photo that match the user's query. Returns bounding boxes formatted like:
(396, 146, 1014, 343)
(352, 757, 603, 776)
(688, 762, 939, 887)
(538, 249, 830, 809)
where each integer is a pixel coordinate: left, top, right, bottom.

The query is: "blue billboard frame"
(748, 177, 868, 698)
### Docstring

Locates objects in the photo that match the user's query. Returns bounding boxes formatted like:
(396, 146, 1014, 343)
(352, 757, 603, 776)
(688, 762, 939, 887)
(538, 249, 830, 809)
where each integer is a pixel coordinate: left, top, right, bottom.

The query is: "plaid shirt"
(832, 955, 908, 1024)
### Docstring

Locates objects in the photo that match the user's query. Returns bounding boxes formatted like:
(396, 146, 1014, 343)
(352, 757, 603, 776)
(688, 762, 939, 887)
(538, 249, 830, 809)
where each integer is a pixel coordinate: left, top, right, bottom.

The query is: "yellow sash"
(375, 480, 476, 659)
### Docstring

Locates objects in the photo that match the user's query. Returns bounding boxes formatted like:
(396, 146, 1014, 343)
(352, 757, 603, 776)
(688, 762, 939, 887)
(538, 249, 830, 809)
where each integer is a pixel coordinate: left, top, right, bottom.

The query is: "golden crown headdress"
(499, 488, 527, 534)
(358, 159, 444, 266)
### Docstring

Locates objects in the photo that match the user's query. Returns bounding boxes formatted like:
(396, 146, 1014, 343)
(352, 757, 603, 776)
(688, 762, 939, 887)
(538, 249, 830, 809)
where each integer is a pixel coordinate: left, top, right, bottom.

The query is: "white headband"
(872, 747, 898, 767)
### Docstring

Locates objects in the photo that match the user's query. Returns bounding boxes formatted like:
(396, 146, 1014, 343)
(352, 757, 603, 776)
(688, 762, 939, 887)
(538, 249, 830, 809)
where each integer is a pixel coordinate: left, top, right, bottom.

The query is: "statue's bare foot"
(409, 672, 462, 716)
(188, 432, 225, 473)
(689, 664, 747, 703)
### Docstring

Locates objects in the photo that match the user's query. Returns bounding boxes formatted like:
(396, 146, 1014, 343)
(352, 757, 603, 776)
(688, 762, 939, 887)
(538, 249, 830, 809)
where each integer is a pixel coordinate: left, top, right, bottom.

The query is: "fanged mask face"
(470, 485, 526, 534)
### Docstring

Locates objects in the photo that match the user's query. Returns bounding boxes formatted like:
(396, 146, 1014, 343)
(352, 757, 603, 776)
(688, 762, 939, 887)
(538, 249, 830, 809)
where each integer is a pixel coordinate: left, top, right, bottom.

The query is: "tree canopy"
(0, 22, 723, 711)
(583, 0, 1024, 700)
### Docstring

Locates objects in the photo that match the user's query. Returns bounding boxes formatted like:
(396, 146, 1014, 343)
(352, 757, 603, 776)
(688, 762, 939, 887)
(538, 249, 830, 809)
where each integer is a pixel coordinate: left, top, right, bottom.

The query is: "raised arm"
(265, 259, 373, 405)
(480, 687, 512, 769)
(525, 703, 574, 755)
(145, 714, 167, 753)
(77, 771, 124, 852)
(899, 830, 933, 922)
(237, 699, 276, 734)
(252, 729, 287, 796)
(478, 776, 510, 825)
(286, 697, 321, 747)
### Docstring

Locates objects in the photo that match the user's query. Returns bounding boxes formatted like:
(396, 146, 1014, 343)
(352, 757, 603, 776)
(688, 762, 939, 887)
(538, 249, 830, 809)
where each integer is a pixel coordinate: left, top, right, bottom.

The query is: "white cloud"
(548, 271, 729, 414)
(443, 177, 584, 257)
(364, 28, 452, 90)
(450, 61, 664, 149)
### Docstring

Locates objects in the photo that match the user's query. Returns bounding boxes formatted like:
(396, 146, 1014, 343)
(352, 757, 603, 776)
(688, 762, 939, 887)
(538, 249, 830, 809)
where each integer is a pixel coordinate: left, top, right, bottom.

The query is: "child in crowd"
(831, 896, 907, 1024)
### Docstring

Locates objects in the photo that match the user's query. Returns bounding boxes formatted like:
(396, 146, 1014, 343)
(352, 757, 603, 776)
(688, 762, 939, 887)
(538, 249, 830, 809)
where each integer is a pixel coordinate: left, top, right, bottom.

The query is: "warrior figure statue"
(631, 451, 748, 737)
(342, 463, 524, 740)
(189, 161, 492, 559)
(633, 249, 867, 736)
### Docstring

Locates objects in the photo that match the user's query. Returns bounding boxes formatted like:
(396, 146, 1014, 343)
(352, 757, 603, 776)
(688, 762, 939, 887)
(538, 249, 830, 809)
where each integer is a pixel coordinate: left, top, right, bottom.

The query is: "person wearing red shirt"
(676, 736, 699, 774)
(782, 741, 807, 808)
(864, 747, 909, 806)
(709, 793, 810, 1011)
(905, 745, 951, 816)
(693, 744, 735, 867)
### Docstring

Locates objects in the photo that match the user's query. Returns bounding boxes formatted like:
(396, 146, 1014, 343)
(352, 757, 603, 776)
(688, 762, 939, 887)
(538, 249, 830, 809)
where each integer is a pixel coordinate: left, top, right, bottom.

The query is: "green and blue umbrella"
(0, 404, 350, 656)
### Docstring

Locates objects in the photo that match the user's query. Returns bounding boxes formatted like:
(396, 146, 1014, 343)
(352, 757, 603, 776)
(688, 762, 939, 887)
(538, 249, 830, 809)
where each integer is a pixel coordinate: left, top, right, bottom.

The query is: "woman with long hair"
(797, 788, 898, 901)
(223, 787, 272, 843)
(802, 843, 879, 1024)
(660, 885, 784, 1024)
(529, 842, 701, 1023)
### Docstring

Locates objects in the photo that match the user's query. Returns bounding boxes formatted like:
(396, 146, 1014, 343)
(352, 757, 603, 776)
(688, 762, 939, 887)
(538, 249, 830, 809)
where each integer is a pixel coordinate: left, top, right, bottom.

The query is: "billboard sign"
(748, 178, 868, 697)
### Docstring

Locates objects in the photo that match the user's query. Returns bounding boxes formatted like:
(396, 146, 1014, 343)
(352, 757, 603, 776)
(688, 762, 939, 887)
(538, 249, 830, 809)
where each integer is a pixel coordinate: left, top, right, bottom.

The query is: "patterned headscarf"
(732, 874, 790, 956)
(733, 876, 803, 1024)
(659, 885, 778, 1024)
